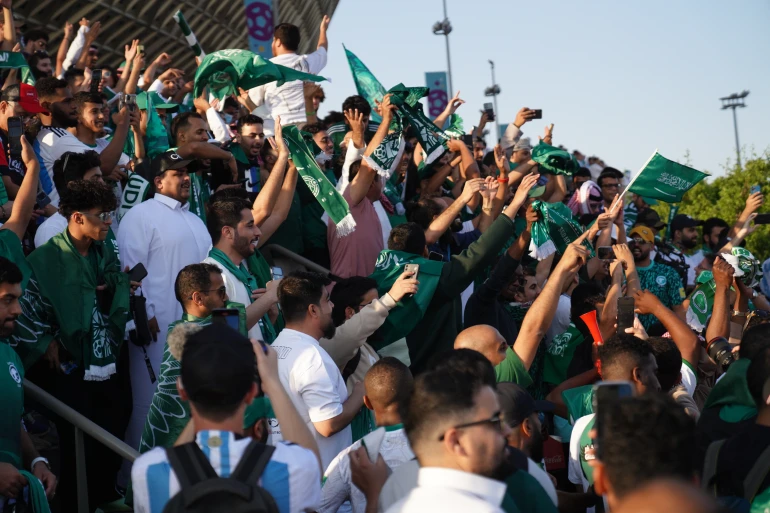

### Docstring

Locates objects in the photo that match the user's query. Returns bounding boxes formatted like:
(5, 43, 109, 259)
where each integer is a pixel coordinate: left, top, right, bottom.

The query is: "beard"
(527, 429, 545, 463)
(322, 316, 336, 340)
(681, 237, 698, 250)
(490, 445, 521, 481)
(0, 316, 17, 337)
(233, 232, 257, 259)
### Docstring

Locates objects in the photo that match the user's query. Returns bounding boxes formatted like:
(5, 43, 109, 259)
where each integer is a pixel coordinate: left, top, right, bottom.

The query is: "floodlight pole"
(432, 0, 454, 97)
(720, 90, 749, 169)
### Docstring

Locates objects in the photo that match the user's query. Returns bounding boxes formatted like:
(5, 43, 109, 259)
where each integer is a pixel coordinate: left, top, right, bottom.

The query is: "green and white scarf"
(118, 170, 152, 222)
(26, 231, 130, 380)
(443, 114, 464, 139)
(208, 247, 278, 343)
(388, 84, 448, 165)
(686, 271, 716, 332)
(368, 250, 442, 348)
(188, 172, 210, 223)
(529, 200, 592, 260)
(725, 247, 763, 288)
(172, 10, 206, 59)
(364, 112, 405, 178)
(283, 125, 356, 236)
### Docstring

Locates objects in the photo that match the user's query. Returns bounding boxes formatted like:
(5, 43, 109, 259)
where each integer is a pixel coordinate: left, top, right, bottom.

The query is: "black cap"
(151, 151, 193, 177)
(575, 167, 592, 178)
(670, 214, 703, 234)
(498, 382, 554, 427)
(180, 324, 255, 408)
(637, 208, 666, 231)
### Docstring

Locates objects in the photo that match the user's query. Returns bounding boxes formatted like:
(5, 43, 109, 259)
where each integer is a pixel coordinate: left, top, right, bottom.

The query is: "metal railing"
(263, 244, 331, 276)
(24, 380, 140, 513)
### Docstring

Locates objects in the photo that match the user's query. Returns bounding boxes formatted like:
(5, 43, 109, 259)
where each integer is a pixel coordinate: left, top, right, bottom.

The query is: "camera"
(706, 336, 735, 370)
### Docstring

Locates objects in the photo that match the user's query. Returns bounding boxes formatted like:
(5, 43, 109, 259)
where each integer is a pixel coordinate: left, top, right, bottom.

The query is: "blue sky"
(318, 0, 769, 177)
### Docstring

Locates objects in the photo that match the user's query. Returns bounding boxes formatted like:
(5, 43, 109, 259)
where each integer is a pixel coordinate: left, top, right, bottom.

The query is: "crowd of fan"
(0, 5, 768, 513)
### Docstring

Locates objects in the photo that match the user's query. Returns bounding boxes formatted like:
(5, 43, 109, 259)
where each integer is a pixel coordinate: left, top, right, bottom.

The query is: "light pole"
(432, 0, 453, 97)
(484, 60, 500, 138)
(720, 90, 749, 169)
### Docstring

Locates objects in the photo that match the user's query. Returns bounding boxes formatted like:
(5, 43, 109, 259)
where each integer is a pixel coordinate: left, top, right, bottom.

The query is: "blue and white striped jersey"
(131, 430, 321, 513)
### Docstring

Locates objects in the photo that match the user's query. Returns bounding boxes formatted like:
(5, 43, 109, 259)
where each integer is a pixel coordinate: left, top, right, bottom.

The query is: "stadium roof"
(12, 0, 339, 74)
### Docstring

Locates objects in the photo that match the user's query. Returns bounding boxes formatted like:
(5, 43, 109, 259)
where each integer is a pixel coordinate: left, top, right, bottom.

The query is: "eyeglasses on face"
(78, 211, 112, 222)
(602, 183, 620, 189)
(438, 412, 503, 441)
(630, 237, 649, 245)
(189, 286, 227, 301)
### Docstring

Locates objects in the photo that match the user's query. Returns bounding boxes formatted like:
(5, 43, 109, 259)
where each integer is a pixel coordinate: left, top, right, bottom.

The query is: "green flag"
(0, 51, 34, 85)
(686, 271, 716, 332)
(343, 45, 385, 123)
(532, 142, 580, 176)
(368, 250, 442, 348)
(443, 114, 464, 139)
(144, 91, 171, 160)
(282, 125, 356, 236)
(627, 151, 708, 203)
(529, 200, 591, 260)
(193, 49, 326, 100)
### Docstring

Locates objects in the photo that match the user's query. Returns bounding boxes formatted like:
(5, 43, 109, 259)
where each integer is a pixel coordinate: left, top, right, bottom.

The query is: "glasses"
(630, 237, 649, 245)
(78, 211, 112, 222)
(438, 412, 503, 441)
(602, 183, 620, 189)
(191, 286, 227, 301)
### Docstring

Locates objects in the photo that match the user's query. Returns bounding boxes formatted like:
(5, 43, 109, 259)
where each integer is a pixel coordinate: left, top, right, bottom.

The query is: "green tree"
(653, 153, 770, 260)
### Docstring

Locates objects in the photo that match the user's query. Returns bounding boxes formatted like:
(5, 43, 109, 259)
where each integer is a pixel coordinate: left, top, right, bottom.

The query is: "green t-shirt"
(636, 261, 685, 329)
(496, 347, 534, 388)
(0, 342, 24, 468)
(503, 469, 559, 513)
(268, 190, 304, 254)
(544, 323, 585, 386)
(562, 385, 594, 424)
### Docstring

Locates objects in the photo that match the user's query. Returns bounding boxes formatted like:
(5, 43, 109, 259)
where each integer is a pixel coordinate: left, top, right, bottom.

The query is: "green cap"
(136, 91, 178, 112)
(243, 396, 274, 430)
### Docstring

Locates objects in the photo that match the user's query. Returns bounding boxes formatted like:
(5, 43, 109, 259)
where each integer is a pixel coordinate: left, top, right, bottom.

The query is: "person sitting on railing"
(0, 257, 57, 510)
(132, 323, 322, 513)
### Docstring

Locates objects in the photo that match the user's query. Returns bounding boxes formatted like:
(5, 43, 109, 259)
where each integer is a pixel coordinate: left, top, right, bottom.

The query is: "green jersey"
(636, 261, 685, 329)
(544, 323, 586, 386)
(503, 468, 559, 513)
(0, 342, 24, 467)
(268, 190, 304, 254)
(495, 348, 534, 388)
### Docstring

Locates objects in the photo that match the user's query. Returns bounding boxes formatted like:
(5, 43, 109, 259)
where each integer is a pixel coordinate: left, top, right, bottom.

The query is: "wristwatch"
(31, 456, 50, 472)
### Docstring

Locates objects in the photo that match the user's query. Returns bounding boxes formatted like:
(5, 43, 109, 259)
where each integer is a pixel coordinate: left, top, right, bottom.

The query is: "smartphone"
(7, 116, 23, 160)
(532, 109, 543, 119)
(616, 296, 636, 336)
(461, 133, 473, 148)
(123, 93, 137, 112)
(212, 308, 241, 332)
(137, 45, 145, 55)
(483, 102, 495, 122)
(403, 264, 419, 299)
(271, 266, 284, 280)
(35, 189, 51, 209)
(754, 213, 770, 225)
(428, 251, 444, 262)
(597, 246, 615, 260)
(128, 262, 148, 283)
(751, 185, 761, 195)
(592, 381, 634, 460)
(91, 69, 102, 93)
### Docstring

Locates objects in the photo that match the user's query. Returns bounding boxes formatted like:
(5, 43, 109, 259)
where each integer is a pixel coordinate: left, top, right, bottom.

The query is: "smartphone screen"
(483, 102, 495, 121)
(428, 251, 444, 262)
(751, 185, 761, 195)
(271, 266, 284, 280)
(91, 69, 102, 93)
(753, 213, 770, 225)
(7, 116, 23, 160)
(616, 296, 635, 336)
(212, 308, 241, 332)
(128, 263, 148, 283)
(532, 109, 543, 119)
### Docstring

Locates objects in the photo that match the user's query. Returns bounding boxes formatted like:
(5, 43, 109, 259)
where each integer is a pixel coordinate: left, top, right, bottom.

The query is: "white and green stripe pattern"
(172, 10, 205, 59)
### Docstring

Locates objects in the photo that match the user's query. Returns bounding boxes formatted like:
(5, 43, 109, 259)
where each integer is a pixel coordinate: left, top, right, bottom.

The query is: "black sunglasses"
(438, 412, 503, 441)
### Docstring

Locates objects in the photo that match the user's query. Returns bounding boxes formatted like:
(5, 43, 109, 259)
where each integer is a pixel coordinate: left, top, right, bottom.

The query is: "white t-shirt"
(321, 426, 414, 513)
(131, 429, 320, 513)
(569, 414, 596, 513)
(684, 249, 705, 288)
(248, 47, 328, 127)
(545, 294, 572, 347)
(271, 328, 352, 469)
(202, 256, 264, 342)
(681, 360, 697, 396)
(34, 211, 68, 248)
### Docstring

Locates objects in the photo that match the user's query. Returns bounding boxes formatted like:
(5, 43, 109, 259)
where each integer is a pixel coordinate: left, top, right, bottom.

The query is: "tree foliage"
(652, 153, 770, 260)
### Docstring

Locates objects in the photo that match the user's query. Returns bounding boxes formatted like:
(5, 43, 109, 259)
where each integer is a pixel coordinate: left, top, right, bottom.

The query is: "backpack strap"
(166, 442, 219, 490)
(702, 439, 726, 493)
(342, 348, 362, 383)
(742, 444, 770, 502)
(230, 440, 276, 484)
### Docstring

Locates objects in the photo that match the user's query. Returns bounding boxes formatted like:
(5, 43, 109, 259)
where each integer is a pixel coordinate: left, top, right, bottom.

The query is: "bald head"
(364, 357, 413, 411)
(613, 479, 719, 513)
(454, 325, 508, 366)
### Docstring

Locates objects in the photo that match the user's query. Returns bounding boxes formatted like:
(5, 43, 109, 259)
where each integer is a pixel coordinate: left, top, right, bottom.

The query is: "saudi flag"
(343, 45, 386, 123)
(532, 142, 580, 176)
(529, 200, 591, 260)
(686, 271, 717, 332)
(193, 49, 326, 100)
(627, 151, 708, 203)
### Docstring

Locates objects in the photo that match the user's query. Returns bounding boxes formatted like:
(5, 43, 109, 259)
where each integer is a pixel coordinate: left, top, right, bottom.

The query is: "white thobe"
(116, 193, 212, 453)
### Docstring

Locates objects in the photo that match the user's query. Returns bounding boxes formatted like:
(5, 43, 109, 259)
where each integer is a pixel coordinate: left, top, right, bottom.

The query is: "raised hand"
(444, 91, 464, 116)
(124, 39, 140, 63)
(388, 270, 419, 302)
(273, 115, 287, 156)
(460, 177, 486, 201)
(512, 173, 540, 206)
(493, 144, 508, 173)
(63, 21, 75, 41)
(712, 255, 735, 290)
(344, 108, 366, 137)
(514, 107, 537, 128)
(632, 289, 663, 316)
(320, 14, 331, 33)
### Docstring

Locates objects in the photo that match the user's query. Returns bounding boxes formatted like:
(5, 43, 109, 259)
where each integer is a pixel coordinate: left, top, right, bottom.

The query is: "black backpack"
(702, 439, 770, 513)
(162, 440, 280, 513)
